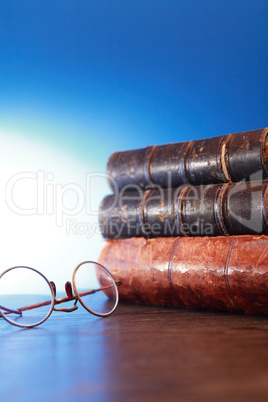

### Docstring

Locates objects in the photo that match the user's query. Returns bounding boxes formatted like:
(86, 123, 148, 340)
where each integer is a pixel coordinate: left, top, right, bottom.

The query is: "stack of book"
(98, 127, 268, 315)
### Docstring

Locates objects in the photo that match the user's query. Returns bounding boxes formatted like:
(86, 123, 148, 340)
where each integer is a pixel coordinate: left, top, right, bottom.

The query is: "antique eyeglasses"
(0, 261, 121, 328)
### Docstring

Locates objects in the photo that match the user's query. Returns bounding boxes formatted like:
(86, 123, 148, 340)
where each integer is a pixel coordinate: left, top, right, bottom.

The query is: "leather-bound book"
(107, 127, 268, 191)
(99, 235, 268, 315)
(99, 180, 268, 239)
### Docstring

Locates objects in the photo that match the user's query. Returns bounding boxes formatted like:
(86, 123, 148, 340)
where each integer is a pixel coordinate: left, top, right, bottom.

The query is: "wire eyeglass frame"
(0, 261, 121, 328)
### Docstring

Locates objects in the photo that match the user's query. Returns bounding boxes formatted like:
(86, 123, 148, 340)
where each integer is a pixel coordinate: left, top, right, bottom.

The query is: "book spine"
(98, 236, 268, 315)
(107, 128, 268, 191)
(98, 181, 268, 239)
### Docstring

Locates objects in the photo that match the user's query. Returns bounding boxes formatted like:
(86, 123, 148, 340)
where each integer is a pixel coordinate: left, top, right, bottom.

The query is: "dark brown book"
(107, 127, 268, 191)
(99, 180, 268, 239)
(99, 235, 268, 315)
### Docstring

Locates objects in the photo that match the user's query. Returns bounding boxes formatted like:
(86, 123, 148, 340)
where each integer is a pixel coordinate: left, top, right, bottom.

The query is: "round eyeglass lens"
(0, 267, 54, 328)
(73, 261, 118, 316)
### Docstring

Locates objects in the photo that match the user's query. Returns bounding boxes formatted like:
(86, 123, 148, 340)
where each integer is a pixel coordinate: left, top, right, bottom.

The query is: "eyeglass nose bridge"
(51, 281, 79, 313)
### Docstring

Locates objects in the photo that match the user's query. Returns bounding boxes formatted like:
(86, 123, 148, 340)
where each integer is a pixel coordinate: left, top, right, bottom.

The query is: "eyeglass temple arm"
(12, 281, 122, 314)
(0, 304, 22, 316)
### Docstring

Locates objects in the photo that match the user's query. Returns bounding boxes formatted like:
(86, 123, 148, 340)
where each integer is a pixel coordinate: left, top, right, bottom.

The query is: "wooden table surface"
(1, 302, 268, 402)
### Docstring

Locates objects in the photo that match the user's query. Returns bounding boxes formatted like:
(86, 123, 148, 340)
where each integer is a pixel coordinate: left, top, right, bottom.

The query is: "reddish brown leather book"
(107, 127, 268, 191)
(99, 235, 268, 315)
(99, 180, 268, 239)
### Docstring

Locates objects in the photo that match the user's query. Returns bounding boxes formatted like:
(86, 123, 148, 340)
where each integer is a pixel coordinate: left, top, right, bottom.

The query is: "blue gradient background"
(1, 1, 267, 159)
(0, 1, 267, 281)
